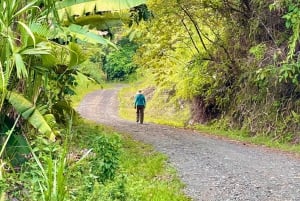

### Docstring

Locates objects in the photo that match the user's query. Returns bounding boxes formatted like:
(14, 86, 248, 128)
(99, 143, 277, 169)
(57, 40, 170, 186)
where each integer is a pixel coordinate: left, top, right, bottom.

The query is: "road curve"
(77, 86, 300, 201)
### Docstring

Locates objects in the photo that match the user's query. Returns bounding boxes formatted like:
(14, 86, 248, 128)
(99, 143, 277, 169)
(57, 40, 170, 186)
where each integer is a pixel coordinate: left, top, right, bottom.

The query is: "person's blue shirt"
(134, 92, 146, 107)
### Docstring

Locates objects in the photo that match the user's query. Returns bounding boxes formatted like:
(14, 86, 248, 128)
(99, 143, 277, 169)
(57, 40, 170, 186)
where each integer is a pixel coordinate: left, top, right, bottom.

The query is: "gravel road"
(77, 86, 300, 201)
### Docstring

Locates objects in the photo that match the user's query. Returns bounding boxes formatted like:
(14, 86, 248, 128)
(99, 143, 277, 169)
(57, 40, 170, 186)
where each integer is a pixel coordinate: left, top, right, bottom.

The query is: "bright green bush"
(103, 38, 138, 80)
(90, 135, 122, 183)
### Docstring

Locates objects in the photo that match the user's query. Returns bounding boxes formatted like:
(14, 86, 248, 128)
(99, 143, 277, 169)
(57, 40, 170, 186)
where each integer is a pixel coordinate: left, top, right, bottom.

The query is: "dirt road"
(77, 86, 300, 201)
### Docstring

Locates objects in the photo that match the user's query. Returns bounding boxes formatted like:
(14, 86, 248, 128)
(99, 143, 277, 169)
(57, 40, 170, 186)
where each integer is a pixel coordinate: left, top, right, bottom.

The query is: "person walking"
(134, 89, 146, 124)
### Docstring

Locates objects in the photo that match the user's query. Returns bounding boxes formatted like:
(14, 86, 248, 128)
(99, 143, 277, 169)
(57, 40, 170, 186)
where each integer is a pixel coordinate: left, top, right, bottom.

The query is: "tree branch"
(181, 19, 200, 54)
(179, 3, 214, 60)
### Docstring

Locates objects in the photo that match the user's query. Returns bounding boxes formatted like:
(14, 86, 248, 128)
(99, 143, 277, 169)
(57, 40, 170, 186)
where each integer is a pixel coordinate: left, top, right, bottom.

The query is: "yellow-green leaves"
(56, 0, 147, 13)
(57, 0, 147, 30)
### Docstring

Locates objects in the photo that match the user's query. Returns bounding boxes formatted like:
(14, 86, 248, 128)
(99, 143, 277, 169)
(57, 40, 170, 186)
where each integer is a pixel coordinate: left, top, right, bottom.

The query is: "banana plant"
(0, 0, 148, 135)
(0, 0, 149, 199)
(0, 1, 60, 171)
(6, 91, 55, 141)
(56, 0, 147, 29)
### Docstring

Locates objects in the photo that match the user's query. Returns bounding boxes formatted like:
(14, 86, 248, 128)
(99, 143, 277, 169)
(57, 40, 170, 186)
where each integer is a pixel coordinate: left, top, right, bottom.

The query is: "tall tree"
(133, 0, 300, 135)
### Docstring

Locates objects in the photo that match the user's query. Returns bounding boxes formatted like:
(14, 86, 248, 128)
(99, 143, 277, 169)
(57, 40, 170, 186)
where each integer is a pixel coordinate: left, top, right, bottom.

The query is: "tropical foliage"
(102, 37, 139, 80)
(0, 0, 147, 200)
(132, 0, 300, 141)
(2, 0, 300, 199)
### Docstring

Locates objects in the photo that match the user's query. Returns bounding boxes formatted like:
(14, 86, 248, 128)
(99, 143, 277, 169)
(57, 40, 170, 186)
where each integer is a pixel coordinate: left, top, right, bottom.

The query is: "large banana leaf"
(57, 0, 147, 28)
(56, 0, 146, 12)
(30, 22, 115, 46)
(66, 24, 115, 45)
(6, 91, 55, 141)
(74, 13, 128, 30)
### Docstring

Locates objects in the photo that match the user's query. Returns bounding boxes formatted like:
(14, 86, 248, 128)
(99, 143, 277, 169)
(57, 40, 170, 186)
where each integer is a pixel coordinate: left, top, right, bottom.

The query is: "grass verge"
(71, 77, 190, 200)
(70, 120, 191, 200)
(192, 124, 300, 154)
(119, 134, 190, 201)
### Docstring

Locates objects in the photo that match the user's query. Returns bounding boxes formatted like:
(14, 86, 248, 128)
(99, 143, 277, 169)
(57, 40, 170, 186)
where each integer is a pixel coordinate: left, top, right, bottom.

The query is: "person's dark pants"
(136, 105, 145, 124)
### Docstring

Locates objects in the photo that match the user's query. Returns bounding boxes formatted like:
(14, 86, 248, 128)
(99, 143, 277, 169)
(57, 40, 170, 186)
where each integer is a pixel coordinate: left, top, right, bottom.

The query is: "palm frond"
(0, 62, 7, 95)
(17, 21, 36, 46)
(14, 54, 28, 78)
(21, 42, 51, 55)
(13, 0, 37, 19)
(30, 22, 59, 39)
(0, 62, 9, 111)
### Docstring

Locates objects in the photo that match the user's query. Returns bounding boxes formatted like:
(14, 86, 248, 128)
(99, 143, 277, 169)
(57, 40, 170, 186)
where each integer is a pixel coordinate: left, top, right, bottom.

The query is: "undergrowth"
(192, 122, 300, 154)
(69, 120, 190, 201)
(7, 118, 189, 200)
(70, 75, 189, 200)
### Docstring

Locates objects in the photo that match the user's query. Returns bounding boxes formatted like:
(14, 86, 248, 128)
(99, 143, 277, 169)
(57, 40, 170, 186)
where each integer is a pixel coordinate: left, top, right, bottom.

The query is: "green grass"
(69, 120, 191, 201)
(119, 134, 190, 201)
(71, 77, 190, 200)
(192, 124, 300, 154)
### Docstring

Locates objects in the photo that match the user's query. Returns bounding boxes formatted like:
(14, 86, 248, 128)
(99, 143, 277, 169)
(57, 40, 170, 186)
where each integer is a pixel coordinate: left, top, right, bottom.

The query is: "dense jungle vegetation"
(1, 0, 300, 200)
(122, 0, 300, 143)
